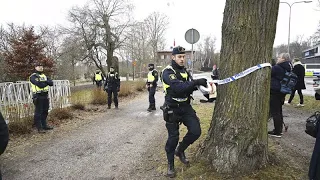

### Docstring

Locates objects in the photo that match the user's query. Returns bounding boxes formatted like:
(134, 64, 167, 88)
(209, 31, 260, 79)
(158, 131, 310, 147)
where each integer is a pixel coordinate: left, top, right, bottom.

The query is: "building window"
(161, 55, 165, 59)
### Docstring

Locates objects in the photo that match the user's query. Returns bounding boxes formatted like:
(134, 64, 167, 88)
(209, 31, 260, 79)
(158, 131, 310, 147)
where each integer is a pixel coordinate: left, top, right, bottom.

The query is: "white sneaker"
(284, 101, 291, 105)
(297, 104, 305, 107)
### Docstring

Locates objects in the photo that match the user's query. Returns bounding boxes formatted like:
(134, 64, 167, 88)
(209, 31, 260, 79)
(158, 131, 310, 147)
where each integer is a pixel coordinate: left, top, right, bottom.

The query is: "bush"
(49, 108, 73, 120)
(71, 103, 85, 110)
(90, 89, 107, 105)
(8, 116, 33, 134)
(135, 80, 146, 92)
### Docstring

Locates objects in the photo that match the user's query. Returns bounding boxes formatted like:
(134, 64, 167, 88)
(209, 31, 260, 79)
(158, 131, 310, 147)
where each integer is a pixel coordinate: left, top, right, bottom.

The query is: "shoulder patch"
(169, 74, 177, 80)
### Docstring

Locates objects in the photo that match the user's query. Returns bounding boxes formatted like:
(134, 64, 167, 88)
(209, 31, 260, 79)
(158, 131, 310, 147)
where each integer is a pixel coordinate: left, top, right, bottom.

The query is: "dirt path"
(1, 92, 167, 180)
(268, 106, 316, 174)
(1, 88, 317, 179)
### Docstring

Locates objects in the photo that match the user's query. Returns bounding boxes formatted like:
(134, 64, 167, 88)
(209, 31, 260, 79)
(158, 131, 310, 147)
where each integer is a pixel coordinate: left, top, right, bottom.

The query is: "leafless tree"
(65, 0, 133, 76)
(144, 12, 169, 63)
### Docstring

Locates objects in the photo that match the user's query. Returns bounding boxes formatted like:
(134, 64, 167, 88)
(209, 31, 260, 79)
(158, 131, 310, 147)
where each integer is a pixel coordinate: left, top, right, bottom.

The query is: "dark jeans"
(165, 105, 201, 162)
(107, 87, 118, 107)
(148, 85, 156, 104)
(33, 96, 49, 130)
(288, 88, 303, 104)
(270, 92, 285, 134)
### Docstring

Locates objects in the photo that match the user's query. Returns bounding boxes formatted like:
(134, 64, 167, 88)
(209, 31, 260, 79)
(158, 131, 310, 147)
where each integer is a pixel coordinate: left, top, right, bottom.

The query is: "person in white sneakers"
(285, 58, 306, 107)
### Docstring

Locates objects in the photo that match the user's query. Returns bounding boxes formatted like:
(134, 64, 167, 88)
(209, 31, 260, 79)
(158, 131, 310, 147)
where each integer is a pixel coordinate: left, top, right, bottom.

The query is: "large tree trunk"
(197, 0, 279, 175)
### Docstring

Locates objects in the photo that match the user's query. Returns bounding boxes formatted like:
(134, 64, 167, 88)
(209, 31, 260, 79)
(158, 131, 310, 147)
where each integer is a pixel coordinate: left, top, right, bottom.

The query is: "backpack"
(305, 111, 320, 138)
(280, 70, 298, 94)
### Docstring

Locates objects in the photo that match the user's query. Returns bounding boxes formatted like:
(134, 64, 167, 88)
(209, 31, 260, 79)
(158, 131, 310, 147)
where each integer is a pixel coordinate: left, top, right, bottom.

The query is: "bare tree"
(197, 0, 280, 176)
(65, 0, 133, 76)
(196, 36, 217, 69)
(144, 12, 169, 63)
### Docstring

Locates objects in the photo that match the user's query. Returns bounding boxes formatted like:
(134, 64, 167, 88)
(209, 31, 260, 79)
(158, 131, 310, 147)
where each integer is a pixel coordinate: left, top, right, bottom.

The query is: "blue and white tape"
(213, 63, 272, 85)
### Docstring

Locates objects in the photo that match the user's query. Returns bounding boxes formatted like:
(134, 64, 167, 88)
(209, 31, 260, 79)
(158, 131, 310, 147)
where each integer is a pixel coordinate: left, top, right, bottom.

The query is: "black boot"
(147, 104, 152, 112)
(175, 142, 190, 165)
(151, 104, 156, 110)
(167, 161, 175, 178)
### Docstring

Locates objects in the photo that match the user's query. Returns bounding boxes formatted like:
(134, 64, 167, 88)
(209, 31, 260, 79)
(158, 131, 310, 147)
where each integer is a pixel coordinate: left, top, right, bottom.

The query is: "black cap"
(148, 64, 154, 67)
(172, 46, 185, 55)
(35, 62, 43, 67)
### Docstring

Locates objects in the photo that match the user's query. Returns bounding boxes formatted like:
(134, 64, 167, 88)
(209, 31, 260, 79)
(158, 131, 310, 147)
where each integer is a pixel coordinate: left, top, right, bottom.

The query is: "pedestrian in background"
(285, 58, 306, 107)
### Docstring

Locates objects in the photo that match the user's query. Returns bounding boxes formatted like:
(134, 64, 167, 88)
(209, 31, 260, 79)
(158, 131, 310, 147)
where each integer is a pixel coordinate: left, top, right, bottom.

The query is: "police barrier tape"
(0, 80, 71, 122)
(197, 63, 272, 94)
(214, 63, 272, 85)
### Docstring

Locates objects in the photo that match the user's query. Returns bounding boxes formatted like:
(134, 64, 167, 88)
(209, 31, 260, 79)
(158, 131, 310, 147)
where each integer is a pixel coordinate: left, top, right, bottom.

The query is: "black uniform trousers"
(148, 85, 156, 104)
(165, 104, 201, 162)
(96, 80, 102, 88)
(107, 86, 118, 107)
(270, 91, 285, 134)
(33, 95, 49, 130)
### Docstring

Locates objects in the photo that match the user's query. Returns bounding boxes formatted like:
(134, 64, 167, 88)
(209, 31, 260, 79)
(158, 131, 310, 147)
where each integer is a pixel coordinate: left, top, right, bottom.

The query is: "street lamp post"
(280, 1, 312, 55)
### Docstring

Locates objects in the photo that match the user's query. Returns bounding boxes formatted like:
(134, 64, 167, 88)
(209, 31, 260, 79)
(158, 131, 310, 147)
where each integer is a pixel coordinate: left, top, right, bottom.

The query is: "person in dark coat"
(269, 53, 293, 138)
(0, 111, 9, 179)
(309, 118, 320, 180)
(285, 58, 306, 107)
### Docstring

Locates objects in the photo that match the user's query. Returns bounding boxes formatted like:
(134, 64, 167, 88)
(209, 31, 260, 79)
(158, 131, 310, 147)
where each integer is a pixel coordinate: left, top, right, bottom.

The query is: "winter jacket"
(293, 62, 306, 90)
(270, 60, 293, 93)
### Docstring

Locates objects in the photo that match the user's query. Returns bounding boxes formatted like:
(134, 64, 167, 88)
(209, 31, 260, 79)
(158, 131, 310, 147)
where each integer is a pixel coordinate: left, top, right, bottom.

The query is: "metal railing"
(0, 80, 71, 122)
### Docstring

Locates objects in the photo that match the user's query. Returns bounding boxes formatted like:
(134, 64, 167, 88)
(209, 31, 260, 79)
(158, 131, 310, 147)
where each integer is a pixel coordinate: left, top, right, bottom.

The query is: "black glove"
(194, 78, 207, 87)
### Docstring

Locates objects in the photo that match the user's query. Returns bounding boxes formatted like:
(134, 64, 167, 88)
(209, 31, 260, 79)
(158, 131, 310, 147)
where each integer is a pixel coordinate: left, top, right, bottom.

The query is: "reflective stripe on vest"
(95, 73, 102, 81)
(147, 70, 155, 82)
(162, 65, 189, 102)
(29, 73, 49, 94)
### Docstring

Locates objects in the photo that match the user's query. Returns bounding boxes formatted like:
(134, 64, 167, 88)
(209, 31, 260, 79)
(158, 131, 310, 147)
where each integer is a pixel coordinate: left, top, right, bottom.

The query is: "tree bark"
(197, 0, 279, 175)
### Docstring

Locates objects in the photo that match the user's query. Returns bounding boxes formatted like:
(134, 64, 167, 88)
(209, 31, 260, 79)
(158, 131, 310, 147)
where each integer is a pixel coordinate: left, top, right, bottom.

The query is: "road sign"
(185, 28, 200, 44)
(132, 60, 137, 66)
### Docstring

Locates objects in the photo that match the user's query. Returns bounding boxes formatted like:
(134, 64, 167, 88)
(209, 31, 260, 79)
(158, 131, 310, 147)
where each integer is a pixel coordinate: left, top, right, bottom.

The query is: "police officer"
(104, 66, 120, 109)
(146, 63, 158, 112)
(94, 69, 103, 88)
(161, 46, 207, 177)
(29, 63, 54, 133)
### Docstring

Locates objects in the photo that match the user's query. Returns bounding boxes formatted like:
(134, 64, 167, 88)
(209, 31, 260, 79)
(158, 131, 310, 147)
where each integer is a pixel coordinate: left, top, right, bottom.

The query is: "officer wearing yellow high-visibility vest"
(161, 46, 207, 177)
(94, 69, 104, 88)
(146, 63, 159, 112)
(29, 63, 54, 133)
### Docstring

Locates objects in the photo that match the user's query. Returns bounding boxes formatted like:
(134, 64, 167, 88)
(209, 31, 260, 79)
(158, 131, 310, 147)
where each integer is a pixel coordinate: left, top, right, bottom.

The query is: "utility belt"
(160, 102, 184, 123)
(33, 92, 49, 97)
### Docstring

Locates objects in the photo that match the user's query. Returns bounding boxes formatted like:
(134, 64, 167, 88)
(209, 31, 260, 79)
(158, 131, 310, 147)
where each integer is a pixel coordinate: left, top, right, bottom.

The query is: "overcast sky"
(0, 0, 319, 52)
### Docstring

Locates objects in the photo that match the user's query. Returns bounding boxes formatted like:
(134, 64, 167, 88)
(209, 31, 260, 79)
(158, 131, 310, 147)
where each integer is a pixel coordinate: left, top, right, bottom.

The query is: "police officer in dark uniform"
(146, 63, 158, 112)
(161, 46, 207, 177)
(29, 63, 54, 133)
(0, 111, 9, 179)
(104, 66, 120, 109)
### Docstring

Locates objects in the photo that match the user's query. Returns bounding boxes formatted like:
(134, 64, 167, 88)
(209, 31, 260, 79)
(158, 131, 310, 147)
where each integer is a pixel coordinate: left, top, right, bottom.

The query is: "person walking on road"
(161, 46, 208, 177)
(285, 58, 306, 107)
